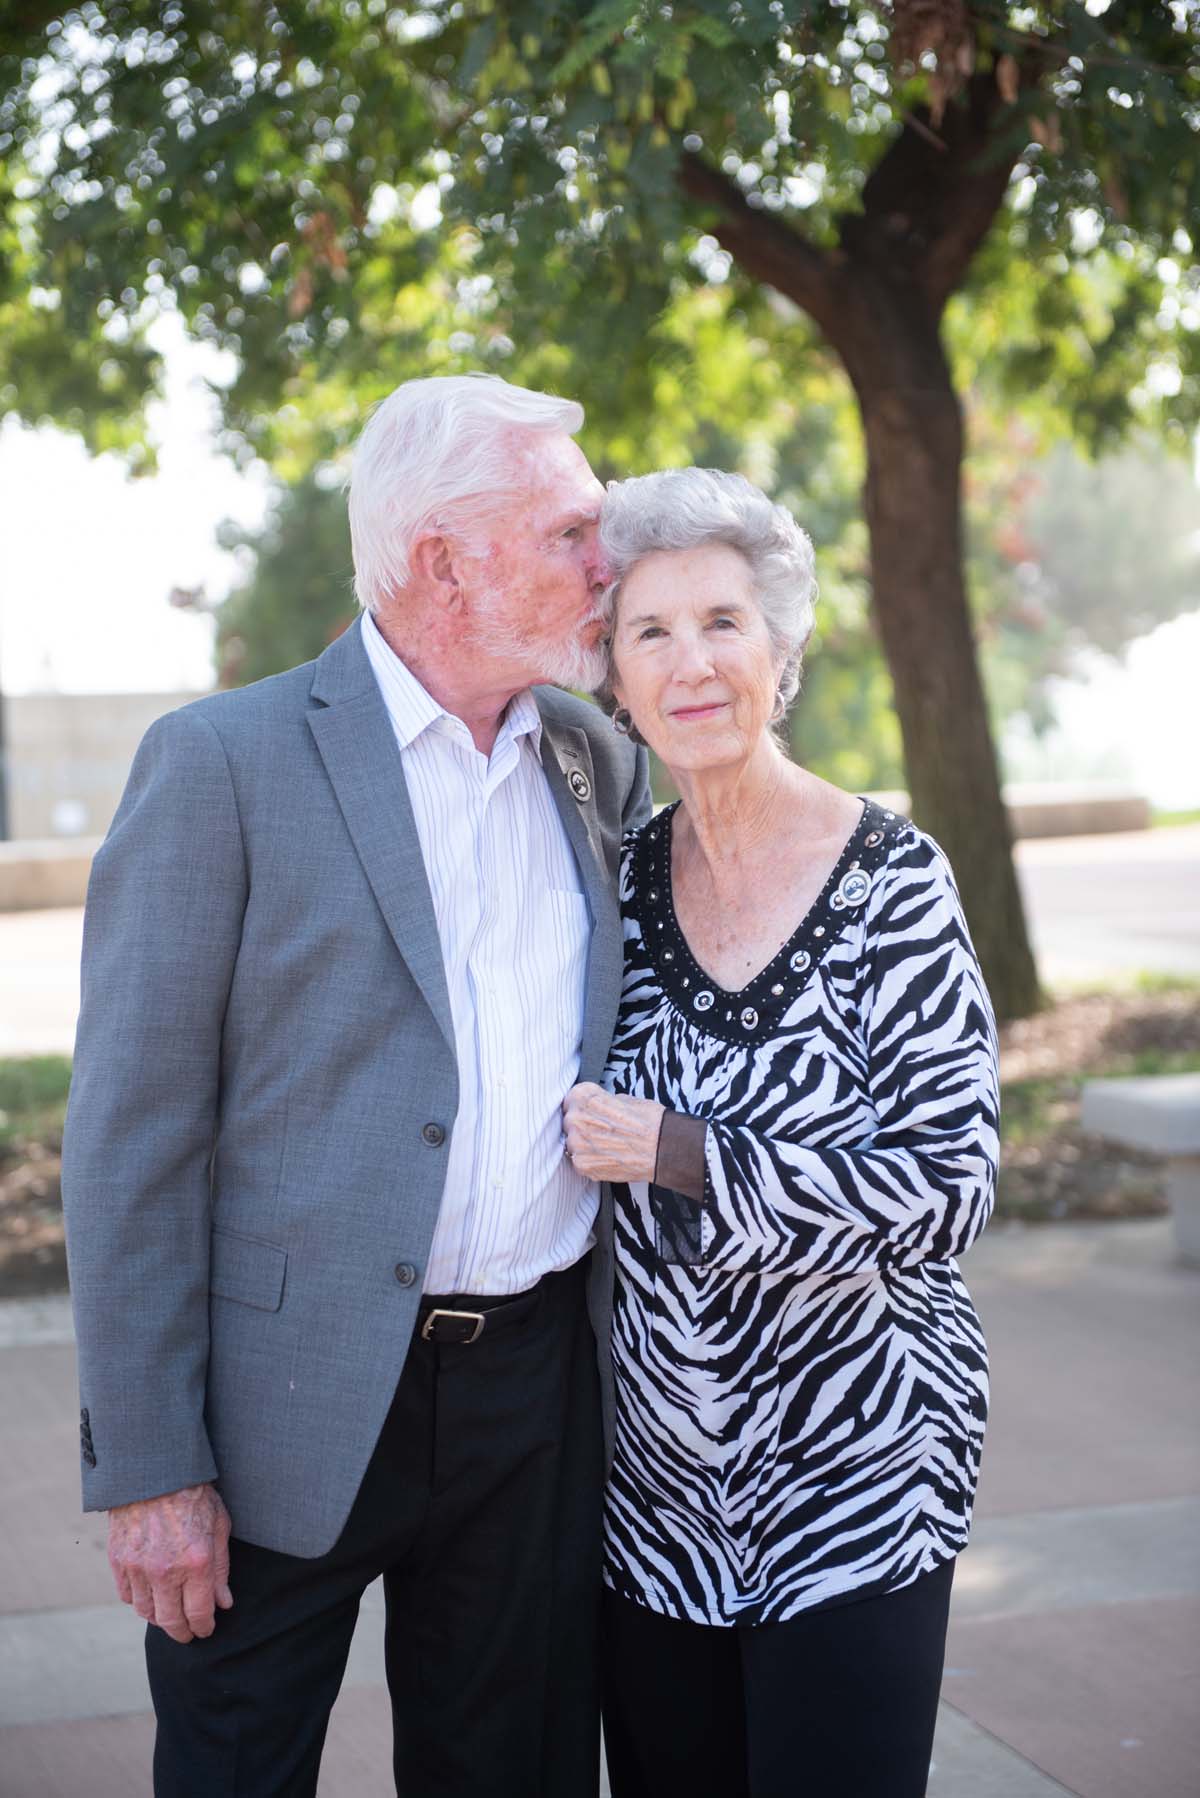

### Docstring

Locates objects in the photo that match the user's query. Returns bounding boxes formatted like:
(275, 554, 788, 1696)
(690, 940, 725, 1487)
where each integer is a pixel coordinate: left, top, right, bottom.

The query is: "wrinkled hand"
(563, 1082, 664, 1183)
(108, 1483, 233, 1644)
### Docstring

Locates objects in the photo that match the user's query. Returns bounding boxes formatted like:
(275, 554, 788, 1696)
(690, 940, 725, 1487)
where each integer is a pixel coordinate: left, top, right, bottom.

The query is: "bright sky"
(0, 316, 272, 695)
(1, 315, 1197, 809)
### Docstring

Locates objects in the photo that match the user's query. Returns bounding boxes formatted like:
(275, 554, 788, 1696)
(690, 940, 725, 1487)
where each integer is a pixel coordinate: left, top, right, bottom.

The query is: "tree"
(3, 2, 1198, 1016)
(214, 470, 356, 685)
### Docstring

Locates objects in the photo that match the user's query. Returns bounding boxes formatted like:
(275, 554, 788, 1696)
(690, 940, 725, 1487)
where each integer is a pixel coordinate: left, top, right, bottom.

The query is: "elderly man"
(62, 373, 650, 1797)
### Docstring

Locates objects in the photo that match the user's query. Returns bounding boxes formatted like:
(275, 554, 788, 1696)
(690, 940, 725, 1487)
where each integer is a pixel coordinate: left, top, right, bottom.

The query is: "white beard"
(470, 592, 610, 694)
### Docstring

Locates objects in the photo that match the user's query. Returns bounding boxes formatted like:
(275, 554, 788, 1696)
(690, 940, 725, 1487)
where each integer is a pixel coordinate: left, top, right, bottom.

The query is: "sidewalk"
(1, 1218, 1196, 1796)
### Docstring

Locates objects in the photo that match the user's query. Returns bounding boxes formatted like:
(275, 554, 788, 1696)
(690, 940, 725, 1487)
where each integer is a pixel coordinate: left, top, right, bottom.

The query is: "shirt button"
(394, 1262, 418, 1288)
(421, 1122, 446, 1147)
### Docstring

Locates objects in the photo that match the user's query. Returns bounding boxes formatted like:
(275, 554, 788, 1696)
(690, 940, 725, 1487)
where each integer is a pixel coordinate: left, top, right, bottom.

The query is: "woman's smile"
(669, 699, 729, 722)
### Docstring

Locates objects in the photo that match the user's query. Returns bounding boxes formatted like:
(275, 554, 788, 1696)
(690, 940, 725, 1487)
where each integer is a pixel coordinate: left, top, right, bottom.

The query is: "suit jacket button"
(394, 1263, 418, 1288)
(421, 1122, 445, 1147)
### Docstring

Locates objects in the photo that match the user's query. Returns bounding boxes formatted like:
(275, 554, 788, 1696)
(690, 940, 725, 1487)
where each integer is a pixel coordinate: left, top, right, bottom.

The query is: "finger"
(111, 1564, 134, 1606)
(150, 1570, 197, 1644)
(153, 1605, 196, 1645)
(181, 1571, 218, 1639)
(127, 1568, 157, 1624)
(212, 1515, 234, 1611)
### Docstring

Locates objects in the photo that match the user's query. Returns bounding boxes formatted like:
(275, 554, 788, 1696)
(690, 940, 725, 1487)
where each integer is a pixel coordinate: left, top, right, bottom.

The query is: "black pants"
(601, 1558, 955, 1798)
(146, 1259, 602, 1798)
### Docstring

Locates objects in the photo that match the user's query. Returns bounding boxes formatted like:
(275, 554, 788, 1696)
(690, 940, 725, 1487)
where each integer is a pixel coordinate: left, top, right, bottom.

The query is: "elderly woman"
(563, 469, 999, 1798)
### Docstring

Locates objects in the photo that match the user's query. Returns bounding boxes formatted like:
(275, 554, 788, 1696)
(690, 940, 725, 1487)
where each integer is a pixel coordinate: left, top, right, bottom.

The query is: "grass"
(1001, 1048, 1200, 1152)
(0, 1056, 72, 1158)
(1151, 808, 1200, 829)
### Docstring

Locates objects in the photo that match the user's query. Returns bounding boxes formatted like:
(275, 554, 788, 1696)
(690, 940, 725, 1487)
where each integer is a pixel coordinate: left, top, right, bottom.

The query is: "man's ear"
(409, 532, 466, 614)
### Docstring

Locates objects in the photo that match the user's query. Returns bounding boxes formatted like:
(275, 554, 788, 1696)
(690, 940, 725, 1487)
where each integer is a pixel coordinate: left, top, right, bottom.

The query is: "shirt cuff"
(653, 1110, 709, 1202)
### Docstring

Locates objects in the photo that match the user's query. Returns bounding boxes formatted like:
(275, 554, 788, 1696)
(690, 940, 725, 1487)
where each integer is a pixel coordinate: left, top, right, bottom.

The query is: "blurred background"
(0, 4, 1197, 1795)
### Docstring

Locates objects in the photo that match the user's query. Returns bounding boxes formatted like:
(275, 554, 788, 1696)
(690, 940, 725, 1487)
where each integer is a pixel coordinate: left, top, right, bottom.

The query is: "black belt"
(417, 1279, 544, 1347)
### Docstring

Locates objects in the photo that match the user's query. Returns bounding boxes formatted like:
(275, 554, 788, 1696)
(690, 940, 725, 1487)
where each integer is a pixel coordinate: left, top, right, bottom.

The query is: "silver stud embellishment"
(814, 925, 826, 938)
(790, 950, 811, 974)
(836, 869, 871, 907)
(694, 990, 714, 1012)
(741, 1007, 759, 1030)
(864, 829, 883, 848)
(567, 768, 591, 802)
(649, 889, 659, 902)
(663, 949, 675, 962)
(770, 983, 784, 996)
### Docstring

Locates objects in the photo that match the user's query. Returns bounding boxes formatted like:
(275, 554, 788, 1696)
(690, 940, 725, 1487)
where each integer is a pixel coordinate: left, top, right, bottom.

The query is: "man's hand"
(563, 1082, 664, 1183)
(108, 1483, 233, 1644)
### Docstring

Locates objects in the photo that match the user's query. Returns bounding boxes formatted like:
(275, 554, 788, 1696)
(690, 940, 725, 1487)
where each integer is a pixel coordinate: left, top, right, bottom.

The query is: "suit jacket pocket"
(210, 1227, 288, 1312)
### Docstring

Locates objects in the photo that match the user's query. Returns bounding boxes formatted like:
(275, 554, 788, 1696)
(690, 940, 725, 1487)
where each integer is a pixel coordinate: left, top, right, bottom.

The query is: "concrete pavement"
(1014, 823, 1200, 987)
(1, 1217, 1196, 1796)
(2, 824, 1198, 1057)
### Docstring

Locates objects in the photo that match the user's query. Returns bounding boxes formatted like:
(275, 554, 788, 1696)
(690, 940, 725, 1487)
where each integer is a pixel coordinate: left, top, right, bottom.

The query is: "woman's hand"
(563, 1083, 665, 1183)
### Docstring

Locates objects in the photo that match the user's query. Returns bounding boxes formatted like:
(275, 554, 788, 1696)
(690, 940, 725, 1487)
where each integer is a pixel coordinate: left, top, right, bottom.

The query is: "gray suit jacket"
(61, 622, 649, 1557)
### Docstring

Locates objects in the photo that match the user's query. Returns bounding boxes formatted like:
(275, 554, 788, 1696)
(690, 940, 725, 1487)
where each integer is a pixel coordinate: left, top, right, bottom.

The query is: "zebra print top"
(602, 797, 1000, 1627)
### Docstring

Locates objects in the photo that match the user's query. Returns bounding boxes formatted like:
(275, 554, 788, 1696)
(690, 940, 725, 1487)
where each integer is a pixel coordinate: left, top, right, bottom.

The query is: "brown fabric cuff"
(653, 1110, 709, 1202)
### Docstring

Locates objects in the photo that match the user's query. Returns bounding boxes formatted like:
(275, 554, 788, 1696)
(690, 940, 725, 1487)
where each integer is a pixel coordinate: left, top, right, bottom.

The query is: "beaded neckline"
(630, 797, 904, 1046)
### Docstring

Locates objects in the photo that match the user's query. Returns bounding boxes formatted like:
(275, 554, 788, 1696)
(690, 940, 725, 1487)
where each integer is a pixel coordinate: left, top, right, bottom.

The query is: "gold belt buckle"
(421, 1307, 486, 1344)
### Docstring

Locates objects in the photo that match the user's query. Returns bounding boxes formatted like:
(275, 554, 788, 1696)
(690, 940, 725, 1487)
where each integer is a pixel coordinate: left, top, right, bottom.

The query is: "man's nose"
(584, 528, 612, 592)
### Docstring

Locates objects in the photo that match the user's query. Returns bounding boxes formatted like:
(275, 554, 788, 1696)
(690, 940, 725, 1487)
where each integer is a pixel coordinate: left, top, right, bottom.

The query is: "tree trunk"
(846, 318, 1040, 1021)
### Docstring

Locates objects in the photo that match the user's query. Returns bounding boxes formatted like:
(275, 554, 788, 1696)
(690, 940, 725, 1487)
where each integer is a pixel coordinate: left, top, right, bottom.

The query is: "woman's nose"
(672, 631, 715, 680)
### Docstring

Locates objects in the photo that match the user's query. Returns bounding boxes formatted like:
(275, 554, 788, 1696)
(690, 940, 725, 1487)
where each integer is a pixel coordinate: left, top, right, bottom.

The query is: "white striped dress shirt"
(361, 612, 597, 1295)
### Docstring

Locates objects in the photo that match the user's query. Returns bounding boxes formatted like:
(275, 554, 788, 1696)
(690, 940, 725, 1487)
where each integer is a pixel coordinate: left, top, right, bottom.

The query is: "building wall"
(4, 691, 214, 842)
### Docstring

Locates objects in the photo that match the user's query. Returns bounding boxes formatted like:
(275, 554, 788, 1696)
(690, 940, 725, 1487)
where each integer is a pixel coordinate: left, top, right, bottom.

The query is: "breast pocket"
(209, 1227, 288, 1313)
(538, 888, 592, 1053)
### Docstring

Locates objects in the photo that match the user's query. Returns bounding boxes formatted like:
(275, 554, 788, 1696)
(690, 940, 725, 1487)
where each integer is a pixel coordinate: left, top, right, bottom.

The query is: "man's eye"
(562, 525, 581, 540)
(710, 615, 737, 630)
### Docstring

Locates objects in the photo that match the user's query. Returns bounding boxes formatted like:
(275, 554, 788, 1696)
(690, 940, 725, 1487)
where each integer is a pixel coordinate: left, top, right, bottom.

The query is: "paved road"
(1015, 823, 1200, 987)
(2, 825, 1198, 1058)
(2, 1218, 1197, 1795)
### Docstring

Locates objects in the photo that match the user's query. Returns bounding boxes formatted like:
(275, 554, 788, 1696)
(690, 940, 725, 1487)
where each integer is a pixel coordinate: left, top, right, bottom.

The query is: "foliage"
(964, 417, 1200, 733)
(215, 469, 354, 684)
(0, 1055, 72, 1156)
(1, 3, 1197, 465)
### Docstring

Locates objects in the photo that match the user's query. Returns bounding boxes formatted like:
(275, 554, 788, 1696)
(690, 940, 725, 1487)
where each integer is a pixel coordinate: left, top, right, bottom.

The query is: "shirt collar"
(360, 611, 544, 760)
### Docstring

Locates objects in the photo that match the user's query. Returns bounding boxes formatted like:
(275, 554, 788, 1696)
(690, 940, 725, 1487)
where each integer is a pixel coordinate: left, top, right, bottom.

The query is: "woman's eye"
(561, 525, 581, 540)
(710, 615, 737, 630)
(636, 626, 665, 642)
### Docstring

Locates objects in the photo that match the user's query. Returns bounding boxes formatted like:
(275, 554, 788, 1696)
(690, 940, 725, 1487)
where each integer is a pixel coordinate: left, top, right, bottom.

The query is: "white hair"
(347, 373, 584, 612)
(597, 466, 818, 716)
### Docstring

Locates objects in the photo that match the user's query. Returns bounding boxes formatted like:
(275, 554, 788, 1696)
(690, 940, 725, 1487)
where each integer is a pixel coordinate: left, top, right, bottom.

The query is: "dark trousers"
(146, 1258, 602, 1797)
(601, 1558, 955, 1798)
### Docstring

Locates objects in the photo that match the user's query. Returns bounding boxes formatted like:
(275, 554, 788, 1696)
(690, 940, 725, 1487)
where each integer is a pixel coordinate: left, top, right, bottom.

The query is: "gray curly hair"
(594, 467, 818, 733)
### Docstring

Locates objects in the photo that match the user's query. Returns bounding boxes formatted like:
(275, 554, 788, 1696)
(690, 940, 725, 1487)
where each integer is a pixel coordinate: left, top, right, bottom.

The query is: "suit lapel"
(538, 712, 623, 1085)
(307, 627, 455, 1054)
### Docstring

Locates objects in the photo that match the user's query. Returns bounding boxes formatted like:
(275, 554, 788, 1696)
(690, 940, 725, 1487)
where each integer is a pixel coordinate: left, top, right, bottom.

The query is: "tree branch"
(845, 60, 1042, 315)
(677, 150, 843, 342)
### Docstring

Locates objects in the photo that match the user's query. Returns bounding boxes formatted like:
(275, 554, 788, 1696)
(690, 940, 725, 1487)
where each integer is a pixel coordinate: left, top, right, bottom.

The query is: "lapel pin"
(567, 767, 592, 803)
